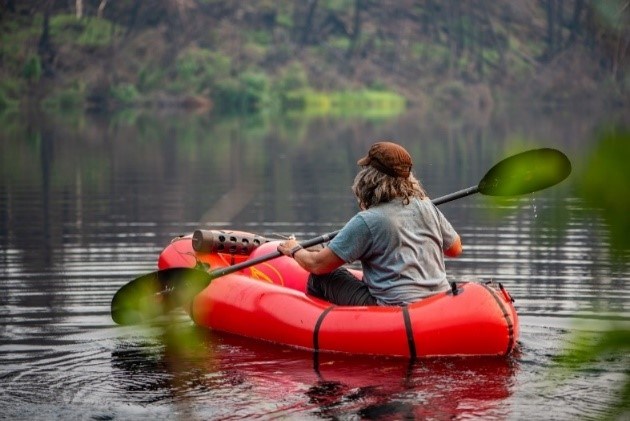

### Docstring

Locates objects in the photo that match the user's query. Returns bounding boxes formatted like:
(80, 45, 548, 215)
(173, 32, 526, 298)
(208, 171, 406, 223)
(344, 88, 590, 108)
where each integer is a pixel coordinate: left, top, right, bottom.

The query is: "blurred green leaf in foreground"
(554, 126, 630, 420)
(578, 127, 630, 257)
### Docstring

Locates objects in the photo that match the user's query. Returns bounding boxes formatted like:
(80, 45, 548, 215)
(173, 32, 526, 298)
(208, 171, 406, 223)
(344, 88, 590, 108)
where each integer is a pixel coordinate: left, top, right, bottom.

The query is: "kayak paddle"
(111, 147, 571, 325)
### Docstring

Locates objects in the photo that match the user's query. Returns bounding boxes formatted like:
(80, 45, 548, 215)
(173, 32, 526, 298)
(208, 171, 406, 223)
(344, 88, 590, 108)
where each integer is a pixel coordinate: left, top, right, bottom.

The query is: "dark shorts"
(307, 267, 378, 306)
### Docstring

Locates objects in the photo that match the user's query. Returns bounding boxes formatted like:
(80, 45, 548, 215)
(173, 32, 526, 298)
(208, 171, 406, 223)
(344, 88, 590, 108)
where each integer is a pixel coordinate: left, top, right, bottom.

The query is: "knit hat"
(357, 141, 413, 178)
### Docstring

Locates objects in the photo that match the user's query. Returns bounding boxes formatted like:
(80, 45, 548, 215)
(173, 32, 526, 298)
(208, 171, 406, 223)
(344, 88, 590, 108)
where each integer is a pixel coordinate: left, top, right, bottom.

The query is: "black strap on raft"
(313, 304, 418, 360)
(402, 305, 417, 360)
(313, 305, 335, 355)
(481, 282, 516, 355)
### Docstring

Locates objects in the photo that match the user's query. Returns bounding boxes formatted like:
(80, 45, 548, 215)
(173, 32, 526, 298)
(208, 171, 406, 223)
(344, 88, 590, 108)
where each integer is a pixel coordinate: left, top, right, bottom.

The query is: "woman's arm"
(277, 239, 345, 274)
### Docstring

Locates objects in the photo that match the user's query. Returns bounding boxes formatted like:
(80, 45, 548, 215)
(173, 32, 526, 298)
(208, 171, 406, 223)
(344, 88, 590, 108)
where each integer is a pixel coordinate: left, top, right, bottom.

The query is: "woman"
(278, 141, 462, 306)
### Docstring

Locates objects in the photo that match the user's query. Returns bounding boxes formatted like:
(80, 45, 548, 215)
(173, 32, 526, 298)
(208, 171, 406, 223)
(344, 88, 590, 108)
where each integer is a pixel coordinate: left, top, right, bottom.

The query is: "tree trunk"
(556, 0, 564, 48)
(125, 0, 142, 36)
(346, 0, 363, 59)
(38, 0, 55, 77)
(480, 1, 506, 74)
(76, 0, 83, 19)
(97, 0, 108, 18)
(445, 0, 461, 76)
(300, 0, 319, 46)
(567, 0, 584, 45)
(546, 0, 555, 55)
(545, 0, 561, 58)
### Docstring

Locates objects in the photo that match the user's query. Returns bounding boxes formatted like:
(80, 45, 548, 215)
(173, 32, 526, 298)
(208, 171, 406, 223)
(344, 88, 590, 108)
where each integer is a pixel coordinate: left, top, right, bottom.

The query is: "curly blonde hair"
(352, 166, 427, 209)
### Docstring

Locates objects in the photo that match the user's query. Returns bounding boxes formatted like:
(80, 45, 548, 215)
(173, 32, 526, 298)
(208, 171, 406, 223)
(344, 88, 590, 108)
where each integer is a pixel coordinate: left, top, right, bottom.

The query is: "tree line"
(1, 0, 628, 111)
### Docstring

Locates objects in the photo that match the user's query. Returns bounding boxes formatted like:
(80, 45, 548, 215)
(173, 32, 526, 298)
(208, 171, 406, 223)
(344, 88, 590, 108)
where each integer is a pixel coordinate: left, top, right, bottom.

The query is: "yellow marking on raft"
(249, 263, 284, 285)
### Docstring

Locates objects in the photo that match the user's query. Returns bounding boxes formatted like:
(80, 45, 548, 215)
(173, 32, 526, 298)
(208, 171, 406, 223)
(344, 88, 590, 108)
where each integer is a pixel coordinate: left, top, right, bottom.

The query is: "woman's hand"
(277, 238, 345, 275)
(277, 239, 303, 258)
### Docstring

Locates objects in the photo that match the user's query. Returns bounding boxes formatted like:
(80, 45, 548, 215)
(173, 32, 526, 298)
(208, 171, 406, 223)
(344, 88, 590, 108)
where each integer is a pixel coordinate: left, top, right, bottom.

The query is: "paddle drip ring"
(192, 229, 269, 255)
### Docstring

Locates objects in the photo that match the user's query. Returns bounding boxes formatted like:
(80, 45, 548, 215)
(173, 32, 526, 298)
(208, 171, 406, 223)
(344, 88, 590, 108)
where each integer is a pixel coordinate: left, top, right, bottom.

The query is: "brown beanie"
(357, 141, 413, 178)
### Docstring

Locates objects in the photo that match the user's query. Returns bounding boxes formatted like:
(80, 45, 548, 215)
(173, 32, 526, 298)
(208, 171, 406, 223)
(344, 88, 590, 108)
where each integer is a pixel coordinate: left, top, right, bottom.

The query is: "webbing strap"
(313, 305, 335, 353)
(402, 305, 417, 360)
(481, 283, 515, 355)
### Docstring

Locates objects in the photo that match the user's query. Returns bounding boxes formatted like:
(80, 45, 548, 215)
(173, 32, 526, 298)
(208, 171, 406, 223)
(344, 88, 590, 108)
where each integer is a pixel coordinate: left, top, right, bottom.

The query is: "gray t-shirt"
(328, 197, 458, 305)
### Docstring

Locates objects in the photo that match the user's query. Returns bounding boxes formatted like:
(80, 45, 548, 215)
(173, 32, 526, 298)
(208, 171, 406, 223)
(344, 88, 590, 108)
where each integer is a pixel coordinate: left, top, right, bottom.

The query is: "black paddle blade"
(478, 148, 571, 196)
(111, 268, 212, 325)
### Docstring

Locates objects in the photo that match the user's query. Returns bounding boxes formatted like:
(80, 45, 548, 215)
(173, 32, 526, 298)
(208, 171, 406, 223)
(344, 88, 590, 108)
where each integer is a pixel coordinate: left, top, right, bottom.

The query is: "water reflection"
(111, 326, 519, 419)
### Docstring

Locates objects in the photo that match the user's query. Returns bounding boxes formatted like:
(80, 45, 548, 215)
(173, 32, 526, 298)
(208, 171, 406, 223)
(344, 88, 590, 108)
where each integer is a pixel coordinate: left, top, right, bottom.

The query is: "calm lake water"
(1, 106, 628, 420)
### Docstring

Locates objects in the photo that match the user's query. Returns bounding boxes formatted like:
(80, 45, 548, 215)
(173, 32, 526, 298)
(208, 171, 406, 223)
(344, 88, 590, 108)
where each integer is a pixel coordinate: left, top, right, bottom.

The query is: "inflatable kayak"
(158, 229, 519, 358)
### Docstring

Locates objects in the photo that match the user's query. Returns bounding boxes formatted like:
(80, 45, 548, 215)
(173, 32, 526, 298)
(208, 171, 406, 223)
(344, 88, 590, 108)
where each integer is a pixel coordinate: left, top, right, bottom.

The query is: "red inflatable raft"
(158, 230, 519, 358)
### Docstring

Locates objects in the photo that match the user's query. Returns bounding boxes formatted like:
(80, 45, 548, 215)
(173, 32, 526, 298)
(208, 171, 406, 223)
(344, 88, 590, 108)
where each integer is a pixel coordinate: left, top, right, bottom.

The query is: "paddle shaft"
(206, 184, 481, 281)
(433, 185, 479, 205)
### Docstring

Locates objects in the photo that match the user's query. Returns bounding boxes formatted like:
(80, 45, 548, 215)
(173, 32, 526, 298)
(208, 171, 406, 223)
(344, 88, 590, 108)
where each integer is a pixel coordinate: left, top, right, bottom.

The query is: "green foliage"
(549, 126, 630, 420)
(1, 1, 624, 114)
(593, 0, 629, 31)
(0, 24, 41, 75)
(432, 80, 466, 104)
(410, 42, 451, 68)
(0, 91, 14, 111)
(241, 71, 270, 101)
(246, 29, 272, 46)
(0, 76, 24, 110)
(368, 80, 389, 91)
(174, 47, 231, 93)
(328, 36, 350, 50)
(77, 19, 118, 47)
(410, 42, 426, 59)
(22, 54, 42, 81)
(282, 89, 406, 118)
(481, 49, 501, 66)
(0, 91, 8, 111)
(212, 79, 243, 112)
(41, 84, 86, 111)
(242, 41, 268, 62)
(276, 9, 293, 28)
(505, 42, 536, 78)
(577, 127, 630, 255)
(110, 83, 140, 105)
(213, 71, 271, 114)
(321, 0, 354, 12)
(275, 62, 309, 92)
(552, 325, 630, 420)
(137, 66, 165, 93)
(50, 14, 121, 47)
(456, 55, 472, 71)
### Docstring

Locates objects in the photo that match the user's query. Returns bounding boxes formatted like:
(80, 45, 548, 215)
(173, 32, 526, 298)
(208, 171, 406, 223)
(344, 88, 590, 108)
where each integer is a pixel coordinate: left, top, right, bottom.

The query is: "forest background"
(1, 0, 628, 115)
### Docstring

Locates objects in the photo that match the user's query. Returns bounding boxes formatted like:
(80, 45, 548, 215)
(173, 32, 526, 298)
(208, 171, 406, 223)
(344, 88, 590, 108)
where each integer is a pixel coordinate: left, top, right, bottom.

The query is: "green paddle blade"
(111, 268, 212, 325)
(478, 148, 571, 196)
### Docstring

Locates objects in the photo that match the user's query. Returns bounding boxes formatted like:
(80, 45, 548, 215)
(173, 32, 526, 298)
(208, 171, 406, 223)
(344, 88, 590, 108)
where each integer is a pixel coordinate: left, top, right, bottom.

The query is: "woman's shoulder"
(410, 196, 442, 215)
(410, 196, 432, 207)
